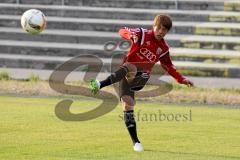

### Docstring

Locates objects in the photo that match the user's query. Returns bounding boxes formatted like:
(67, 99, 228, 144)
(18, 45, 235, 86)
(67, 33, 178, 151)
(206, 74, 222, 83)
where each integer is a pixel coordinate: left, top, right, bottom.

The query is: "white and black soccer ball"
(21, 9, 46, 34)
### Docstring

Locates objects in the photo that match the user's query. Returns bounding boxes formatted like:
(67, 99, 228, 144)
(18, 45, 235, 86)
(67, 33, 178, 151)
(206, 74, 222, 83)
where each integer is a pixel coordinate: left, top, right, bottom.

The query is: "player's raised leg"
(90, 62, 137, 95)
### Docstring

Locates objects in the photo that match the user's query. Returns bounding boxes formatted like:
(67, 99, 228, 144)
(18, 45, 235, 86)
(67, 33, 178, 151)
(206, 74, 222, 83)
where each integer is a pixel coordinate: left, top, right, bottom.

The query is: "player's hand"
(181, 79, 194, 87)
(131, 32, 138, 43)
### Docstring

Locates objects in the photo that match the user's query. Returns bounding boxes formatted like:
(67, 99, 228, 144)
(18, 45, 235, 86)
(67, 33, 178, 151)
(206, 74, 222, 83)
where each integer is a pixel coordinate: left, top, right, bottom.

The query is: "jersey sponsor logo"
(137, 48, 157, 62)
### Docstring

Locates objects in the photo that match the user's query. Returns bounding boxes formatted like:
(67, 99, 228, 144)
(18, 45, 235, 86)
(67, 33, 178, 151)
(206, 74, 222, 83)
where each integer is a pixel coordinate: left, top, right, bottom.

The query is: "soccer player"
(90, 14, 194, 152)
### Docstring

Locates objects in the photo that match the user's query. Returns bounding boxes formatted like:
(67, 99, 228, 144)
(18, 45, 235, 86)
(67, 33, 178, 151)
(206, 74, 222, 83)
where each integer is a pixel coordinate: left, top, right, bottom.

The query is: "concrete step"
(73, 0, 225, 11)
(0, 53, 240, 78)
(2, 15, 240, 36)
(0, 39, 111, 57)
(0, 1, 17, 4)
(171, 48, 240, 63)
(0, 27, 182, 46)
(0, 39, 239, 63)
(0, 1, 63, 5)
(0, 28, 122, 45)
(181, 35, 240, 51)
(195, 22, 240, 36)
(209, 11, 240, 23)
(0, 0, 225, 10)
(171, 61, 240, 77)
(1, 4, 240, 22)
(1, 27, 239, 51)
(0, 15, 197, 35)
(224, 1, 240, 11)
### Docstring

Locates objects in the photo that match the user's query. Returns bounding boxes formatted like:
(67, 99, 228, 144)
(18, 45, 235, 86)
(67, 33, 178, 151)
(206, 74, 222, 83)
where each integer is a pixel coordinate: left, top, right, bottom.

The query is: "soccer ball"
(21, 9, 46, 34)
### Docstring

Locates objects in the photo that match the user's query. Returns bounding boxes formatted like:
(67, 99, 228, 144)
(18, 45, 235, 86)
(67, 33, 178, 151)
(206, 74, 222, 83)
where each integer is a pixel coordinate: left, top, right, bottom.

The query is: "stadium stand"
(0, 0, 239, 77)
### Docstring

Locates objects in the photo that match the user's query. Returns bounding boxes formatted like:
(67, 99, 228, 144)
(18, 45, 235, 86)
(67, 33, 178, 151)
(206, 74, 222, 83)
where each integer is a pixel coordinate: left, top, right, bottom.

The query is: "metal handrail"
(175, 0, 179, 9)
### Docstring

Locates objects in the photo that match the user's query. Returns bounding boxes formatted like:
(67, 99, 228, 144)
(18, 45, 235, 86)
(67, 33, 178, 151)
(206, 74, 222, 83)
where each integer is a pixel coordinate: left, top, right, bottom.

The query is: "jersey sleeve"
(159, 52, 185, 83)
(118, 27, 142, 44)
(159, 38, 170, 58)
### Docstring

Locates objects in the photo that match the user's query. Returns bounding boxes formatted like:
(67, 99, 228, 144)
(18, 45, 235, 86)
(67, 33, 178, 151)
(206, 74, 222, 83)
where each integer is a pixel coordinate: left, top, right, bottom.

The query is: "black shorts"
(119, 71, 149, 100)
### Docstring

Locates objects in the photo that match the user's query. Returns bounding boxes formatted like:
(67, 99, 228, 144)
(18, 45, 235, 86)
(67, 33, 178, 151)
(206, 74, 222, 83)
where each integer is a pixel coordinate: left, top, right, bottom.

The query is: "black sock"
(100, 66, 128, 89)
(124, 110, 140, 144)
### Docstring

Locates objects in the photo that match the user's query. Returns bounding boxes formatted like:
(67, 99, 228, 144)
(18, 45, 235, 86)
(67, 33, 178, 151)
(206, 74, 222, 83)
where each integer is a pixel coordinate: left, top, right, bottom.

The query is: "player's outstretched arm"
(159, 52, 194, 87)
(181, 79, 194, 87)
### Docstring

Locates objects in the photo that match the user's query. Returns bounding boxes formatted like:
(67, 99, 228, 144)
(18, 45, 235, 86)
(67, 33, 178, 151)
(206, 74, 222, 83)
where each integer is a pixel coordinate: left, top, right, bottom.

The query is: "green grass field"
(0, 95, 240, 160)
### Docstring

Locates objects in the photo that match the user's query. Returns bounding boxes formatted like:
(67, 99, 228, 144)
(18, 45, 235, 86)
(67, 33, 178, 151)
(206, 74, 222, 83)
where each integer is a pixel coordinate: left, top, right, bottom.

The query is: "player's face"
(153, 25, 169, 40)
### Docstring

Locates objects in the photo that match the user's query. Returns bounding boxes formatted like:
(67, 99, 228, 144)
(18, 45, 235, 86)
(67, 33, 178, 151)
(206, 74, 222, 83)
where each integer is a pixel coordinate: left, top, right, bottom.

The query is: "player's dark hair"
(153, 14, 172, 31)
